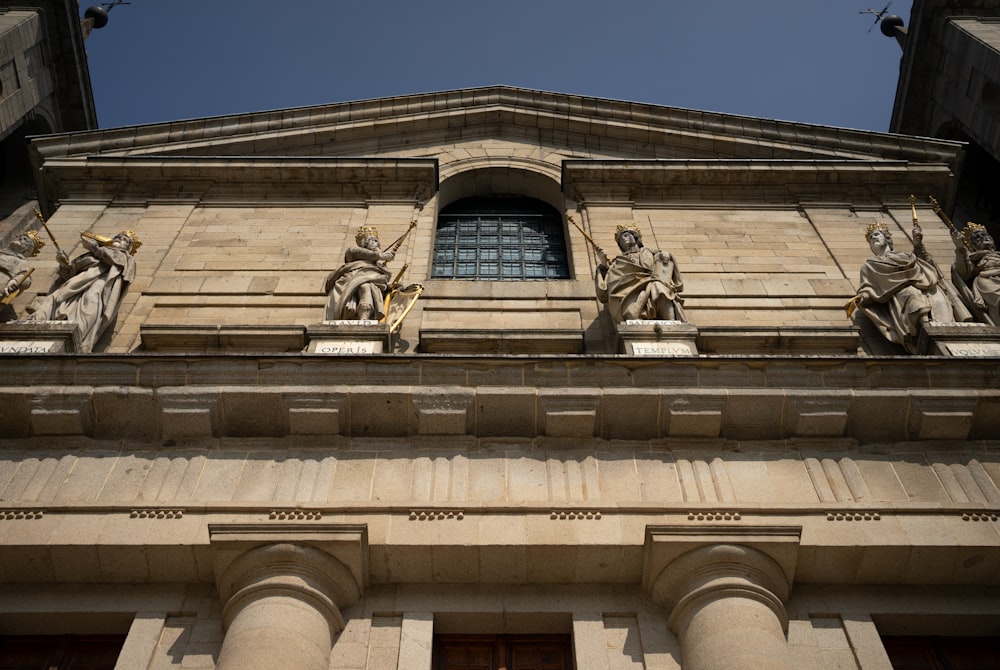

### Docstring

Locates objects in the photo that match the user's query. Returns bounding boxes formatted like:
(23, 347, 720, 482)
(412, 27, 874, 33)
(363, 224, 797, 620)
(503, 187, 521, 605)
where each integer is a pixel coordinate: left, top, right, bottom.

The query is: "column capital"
(208, 525, 369, 670)
(642, 525, 801, 629)
(208, 523, 368, 627)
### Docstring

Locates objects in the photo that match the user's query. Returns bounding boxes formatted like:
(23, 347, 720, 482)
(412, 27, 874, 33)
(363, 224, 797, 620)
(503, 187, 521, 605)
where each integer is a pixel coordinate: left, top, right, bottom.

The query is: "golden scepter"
(927, 195, 958, 233)
(33, 207, 65, 258)
(379, 213, 419, 317)
(1, 268, 33, 305)
(566, 214, 607, 259)
(379, 216, 418, 267)
(909, 194, 947, 278)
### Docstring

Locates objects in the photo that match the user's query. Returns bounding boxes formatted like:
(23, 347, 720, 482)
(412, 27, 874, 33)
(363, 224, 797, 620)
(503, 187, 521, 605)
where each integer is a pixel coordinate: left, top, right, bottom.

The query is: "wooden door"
(433, 634, 572, 670)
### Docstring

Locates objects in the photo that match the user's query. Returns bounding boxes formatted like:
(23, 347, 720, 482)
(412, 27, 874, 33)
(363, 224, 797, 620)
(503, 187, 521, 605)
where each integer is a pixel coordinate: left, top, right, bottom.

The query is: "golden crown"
(961, 222, 988, 249)
(865, 221, 891, 241)
(120, 229, 142, 255)
(24, 229, 45, 256)
(615, 222, 642, 244)
(355, 225, 379, 245)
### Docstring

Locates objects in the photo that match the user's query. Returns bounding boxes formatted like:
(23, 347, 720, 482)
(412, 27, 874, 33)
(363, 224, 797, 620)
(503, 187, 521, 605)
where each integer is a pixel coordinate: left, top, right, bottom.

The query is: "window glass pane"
(432, 196, 570, 280)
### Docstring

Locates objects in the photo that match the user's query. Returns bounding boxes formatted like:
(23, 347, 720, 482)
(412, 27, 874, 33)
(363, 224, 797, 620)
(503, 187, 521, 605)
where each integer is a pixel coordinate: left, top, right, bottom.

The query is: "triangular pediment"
(29, 85, 964, 211)
(33, 85, 960, 164)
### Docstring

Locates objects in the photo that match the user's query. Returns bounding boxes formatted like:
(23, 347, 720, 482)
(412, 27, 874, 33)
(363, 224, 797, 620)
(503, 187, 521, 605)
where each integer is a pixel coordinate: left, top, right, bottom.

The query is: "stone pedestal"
(917, 321, 1000, 356)
(305, 321, 393, 354)
(0, 320, 79, 353)
(617, 320, 698, 356)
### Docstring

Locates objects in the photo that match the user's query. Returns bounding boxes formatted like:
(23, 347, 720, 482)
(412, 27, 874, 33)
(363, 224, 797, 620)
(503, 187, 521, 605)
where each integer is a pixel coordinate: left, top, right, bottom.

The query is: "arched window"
(431, 196, 570, 280)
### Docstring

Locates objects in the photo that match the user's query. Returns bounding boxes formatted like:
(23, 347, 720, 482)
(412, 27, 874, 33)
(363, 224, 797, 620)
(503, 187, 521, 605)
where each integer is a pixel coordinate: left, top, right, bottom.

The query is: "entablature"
(1, 353, 997, 443)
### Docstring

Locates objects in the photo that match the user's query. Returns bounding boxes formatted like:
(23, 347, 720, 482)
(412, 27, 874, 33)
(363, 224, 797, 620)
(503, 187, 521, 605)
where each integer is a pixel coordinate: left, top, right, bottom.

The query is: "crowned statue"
(323, 225, 396, 321)
(25, 229, 141, 353)
(848, 221, 971, 353)
(949, 221, 1000, 326)
(594, 222, 686, 323)
(0, 229, 45, 321)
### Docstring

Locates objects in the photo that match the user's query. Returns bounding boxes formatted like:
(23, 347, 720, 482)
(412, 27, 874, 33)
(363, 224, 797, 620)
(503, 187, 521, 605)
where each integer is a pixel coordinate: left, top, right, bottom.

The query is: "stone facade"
(1, 87, 998, 669)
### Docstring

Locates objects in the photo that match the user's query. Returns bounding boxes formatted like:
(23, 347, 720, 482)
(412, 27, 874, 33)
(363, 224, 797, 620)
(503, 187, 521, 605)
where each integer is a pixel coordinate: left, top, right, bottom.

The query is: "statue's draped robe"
(857, 250, 971, 352)
(953, 249, 1000, 326)
(595, 247, 685, 322)
(26, 246, 136, 352)
(323, 246, 391, 321)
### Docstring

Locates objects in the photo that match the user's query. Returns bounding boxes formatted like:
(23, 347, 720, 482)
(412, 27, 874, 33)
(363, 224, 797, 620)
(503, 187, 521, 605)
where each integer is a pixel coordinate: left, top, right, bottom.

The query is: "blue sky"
(83, 0, 912, 133)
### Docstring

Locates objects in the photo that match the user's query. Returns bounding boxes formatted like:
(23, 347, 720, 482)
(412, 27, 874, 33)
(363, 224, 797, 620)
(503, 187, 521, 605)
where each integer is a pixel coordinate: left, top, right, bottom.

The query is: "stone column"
(651, 544, 795, 670)
(214, 543, 361, 670)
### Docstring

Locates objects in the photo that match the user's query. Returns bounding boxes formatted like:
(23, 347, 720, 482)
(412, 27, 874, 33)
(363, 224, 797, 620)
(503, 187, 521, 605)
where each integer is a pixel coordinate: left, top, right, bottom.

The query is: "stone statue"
(323, 225, 395, 321)
(25, 230, 141, 352)
(0, 230, 44, 321)
(849, 221, 971, 353)
(595, 223, 686, 323)
(949, 222, 1000, 326)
